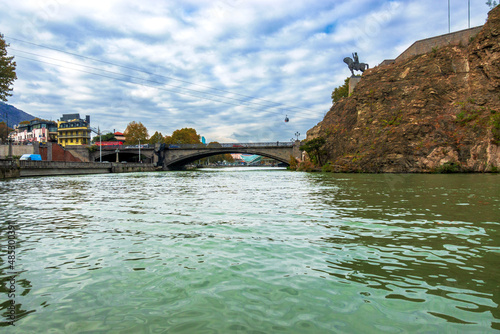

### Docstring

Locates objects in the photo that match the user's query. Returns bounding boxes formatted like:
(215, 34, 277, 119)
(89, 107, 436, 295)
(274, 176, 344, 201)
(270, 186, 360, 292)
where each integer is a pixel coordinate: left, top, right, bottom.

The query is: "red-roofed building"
(114, 131, 125, 143)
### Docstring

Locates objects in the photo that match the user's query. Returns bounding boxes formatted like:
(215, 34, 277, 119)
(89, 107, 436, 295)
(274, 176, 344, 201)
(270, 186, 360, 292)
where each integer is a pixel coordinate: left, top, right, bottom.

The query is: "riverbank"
(0, 159, 156, 179)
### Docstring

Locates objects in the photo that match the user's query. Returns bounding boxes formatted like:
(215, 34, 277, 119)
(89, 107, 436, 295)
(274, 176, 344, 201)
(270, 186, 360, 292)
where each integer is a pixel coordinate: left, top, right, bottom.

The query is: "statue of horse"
(343, 57, 369, 76)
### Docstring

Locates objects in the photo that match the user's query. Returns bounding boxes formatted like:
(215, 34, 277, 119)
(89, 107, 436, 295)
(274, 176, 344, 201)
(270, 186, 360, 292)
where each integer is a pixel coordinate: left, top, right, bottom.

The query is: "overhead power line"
(5, 35, 314, 114)
(12, 53, 307, 116)
(10, 48, 300, 113)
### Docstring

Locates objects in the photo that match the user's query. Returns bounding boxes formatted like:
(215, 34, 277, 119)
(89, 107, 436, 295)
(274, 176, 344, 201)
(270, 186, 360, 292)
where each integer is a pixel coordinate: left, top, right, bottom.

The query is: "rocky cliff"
(307, 6, 500, 172)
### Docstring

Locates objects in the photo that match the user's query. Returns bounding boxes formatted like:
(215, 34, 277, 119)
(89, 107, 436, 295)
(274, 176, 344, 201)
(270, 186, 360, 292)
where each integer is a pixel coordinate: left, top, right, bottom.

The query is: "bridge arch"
(166, 149, 289, 169)
(160, 143, 300, 170)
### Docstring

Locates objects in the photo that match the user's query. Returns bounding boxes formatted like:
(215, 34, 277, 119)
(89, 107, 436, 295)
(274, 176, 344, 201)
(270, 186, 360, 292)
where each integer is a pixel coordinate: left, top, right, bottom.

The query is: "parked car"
(19, 154, 42, 161)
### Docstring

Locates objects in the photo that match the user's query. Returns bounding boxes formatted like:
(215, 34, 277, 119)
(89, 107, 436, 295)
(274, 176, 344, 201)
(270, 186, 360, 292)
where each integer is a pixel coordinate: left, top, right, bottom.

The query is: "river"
(1, 168, 499, 333)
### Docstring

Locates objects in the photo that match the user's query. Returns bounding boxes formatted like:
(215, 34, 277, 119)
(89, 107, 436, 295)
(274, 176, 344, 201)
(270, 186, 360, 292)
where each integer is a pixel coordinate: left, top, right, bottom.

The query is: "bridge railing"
(97, 144, 154, 150)
(167, 142, 294, 149)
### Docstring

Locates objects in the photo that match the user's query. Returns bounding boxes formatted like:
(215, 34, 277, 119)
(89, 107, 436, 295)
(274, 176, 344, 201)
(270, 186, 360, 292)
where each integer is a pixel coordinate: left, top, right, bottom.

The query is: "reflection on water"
(0, 170, 499, 332)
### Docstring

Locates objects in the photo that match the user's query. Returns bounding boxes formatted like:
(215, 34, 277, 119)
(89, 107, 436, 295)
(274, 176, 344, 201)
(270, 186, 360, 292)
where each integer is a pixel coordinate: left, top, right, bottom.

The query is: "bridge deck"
(167, 142, 294, 149)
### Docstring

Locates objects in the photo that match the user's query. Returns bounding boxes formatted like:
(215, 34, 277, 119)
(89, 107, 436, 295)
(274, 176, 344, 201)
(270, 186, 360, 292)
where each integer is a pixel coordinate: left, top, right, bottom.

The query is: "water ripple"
(1, 171, 499, 332)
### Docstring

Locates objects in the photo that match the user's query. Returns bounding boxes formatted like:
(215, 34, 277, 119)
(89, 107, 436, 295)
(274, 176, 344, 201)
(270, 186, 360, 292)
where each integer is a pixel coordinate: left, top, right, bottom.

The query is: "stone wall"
(395, 26, 483, 63)
(39, 143, 82, 162)
(348, 76, 362, 95)
(17, 161, 156, 178)
(66, 146, 90, 162)
(0, 144, 34, 158)
(0, 159, 20, 179)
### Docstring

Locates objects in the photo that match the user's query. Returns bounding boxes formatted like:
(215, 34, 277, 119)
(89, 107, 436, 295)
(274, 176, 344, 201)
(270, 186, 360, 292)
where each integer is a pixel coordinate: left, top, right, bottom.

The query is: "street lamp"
(99, 126, 102, 163)
(138, 139, 141, 163)
(295, 132, 300, 141)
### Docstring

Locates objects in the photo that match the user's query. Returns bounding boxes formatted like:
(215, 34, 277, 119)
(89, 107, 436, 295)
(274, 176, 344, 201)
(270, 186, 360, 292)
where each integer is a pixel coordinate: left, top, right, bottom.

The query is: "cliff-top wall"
(395, 26, 483, 63)
(307, 6, 500, 173)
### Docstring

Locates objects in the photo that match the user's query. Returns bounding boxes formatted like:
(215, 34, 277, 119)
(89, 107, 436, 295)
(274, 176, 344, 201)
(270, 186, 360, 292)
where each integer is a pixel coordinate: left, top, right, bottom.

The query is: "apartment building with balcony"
(57, 113, 91, 147)
(11, 119, 58, 143)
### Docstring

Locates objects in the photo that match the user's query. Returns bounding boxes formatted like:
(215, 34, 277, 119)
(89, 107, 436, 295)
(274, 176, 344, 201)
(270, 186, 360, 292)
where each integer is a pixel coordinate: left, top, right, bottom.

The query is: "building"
(57, 114, 91, 147)
(93, 130, 125, 147)
(11, 119, 58, 143)
(114, 131, 126, 143)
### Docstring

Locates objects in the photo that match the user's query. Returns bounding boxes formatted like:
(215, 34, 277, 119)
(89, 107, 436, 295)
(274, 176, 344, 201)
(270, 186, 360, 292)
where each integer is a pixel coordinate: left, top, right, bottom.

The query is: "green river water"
(1, 168, 499, 333)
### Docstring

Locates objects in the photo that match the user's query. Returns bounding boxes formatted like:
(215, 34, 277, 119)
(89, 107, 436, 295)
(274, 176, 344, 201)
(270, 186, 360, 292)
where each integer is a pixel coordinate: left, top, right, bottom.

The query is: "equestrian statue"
(344, 52, 369, 76)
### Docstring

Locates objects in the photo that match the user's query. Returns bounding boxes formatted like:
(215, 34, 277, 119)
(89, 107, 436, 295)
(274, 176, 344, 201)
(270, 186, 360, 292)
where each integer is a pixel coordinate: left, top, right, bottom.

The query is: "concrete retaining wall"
(39, 143, 83, 162)
(0, 145, 34, 158)
(0, 159, 20, 179)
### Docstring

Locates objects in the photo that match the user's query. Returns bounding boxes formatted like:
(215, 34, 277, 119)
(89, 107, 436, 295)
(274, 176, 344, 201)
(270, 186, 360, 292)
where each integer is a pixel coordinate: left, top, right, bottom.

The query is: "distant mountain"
(0, 102, 35, 128)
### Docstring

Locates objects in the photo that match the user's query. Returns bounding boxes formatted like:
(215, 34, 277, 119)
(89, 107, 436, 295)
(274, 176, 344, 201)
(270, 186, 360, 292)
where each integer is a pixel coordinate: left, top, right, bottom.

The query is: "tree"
(331, 77, 349, 103)
(149, 131, 165, 144)
(92, 132, 116, 143)
(168, 128, 201, 144)
(124, 121, 149, 145)
(300, 137, 326, 166)
(486, 0, 498, 9)
(0, 121, 11, 143)
(0, 33, 17, 102)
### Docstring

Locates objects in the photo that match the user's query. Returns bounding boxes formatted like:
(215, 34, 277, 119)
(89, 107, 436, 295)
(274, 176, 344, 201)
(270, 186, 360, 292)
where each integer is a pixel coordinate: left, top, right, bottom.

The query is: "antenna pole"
(468, 0, 470, 28)
(448, 0, 451, 33)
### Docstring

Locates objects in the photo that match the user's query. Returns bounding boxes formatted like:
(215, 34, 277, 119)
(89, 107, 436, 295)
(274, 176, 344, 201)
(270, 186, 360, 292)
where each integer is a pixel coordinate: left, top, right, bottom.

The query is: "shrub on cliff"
(331, 78, 349, 103)
(300, 137, 326, 166)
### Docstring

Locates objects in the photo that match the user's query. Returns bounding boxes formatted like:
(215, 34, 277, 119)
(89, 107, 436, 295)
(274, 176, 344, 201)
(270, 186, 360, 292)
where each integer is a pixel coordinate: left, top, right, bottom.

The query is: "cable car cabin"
(284, 115, 289, 123)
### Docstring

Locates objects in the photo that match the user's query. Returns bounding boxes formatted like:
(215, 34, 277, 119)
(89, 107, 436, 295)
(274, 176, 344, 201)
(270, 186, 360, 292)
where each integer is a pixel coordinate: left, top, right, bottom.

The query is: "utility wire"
(12, 54, 302, 115)
(6, 35, 314, 114)
(10, 48, 302, 113)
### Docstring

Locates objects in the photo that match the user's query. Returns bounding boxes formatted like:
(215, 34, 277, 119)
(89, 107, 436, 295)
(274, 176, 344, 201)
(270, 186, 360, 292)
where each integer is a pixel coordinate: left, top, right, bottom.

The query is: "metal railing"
(167, 142, 294, 149)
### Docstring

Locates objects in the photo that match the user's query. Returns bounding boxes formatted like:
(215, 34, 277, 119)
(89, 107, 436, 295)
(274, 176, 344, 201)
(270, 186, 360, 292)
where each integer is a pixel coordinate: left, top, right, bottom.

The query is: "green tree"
(300, 137, 326, 166)
(331, 77, 349, 103)
(486, 0, 498, 9)
(168, 128, 201, 144)
(92, 132, 116, 143)
(149, 131, 165, 144)
(124, 121, 149, 145)
(0, 33, 17, 102)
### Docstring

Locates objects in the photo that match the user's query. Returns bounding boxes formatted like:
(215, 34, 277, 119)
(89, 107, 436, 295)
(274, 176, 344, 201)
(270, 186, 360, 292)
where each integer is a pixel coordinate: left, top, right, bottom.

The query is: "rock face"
(308, 6, 500, 172)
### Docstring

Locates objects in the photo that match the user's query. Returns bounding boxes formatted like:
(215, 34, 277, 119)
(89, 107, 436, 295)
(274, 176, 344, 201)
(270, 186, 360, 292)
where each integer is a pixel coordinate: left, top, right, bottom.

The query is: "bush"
(490, 112, 500, 145)
(322, 162, 335, 172)
(297, 161, 318, 172)
(288, 155, 298, 170)
(435, 162, 461, 173)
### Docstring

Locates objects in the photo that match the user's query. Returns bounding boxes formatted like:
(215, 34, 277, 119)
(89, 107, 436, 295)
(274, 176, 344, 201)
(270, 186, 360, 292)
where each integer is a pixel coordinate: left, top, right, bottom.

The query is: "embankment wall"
(0, 145, 34, 158)
(1, 160, 156, 179)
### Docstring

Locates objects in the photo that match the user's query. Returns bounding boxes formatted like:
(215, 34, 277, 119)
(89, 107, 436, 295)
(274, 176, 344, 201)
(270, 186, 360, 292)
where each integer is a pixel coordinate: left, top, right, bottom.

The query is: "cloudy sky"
(1, 0, 493, 143)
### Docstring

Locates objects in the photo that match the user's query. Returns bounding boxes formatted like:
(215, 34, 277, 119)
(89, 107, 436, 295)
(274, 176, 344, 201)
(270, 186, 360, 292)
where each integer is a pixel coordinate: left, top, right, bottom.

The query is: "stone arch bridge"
(158, 141, 302, 170)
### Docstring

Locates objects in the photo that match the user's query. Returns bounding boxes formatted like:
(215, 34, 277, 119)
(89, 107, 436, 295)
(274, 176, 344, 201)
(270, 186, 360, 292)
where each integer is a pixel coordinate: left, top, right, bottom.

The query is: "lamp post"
(138, 139, 141, 163)
(295, 132, 300, 141)
(99, 126, 102, 163)
(2, 110, 12, 159)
